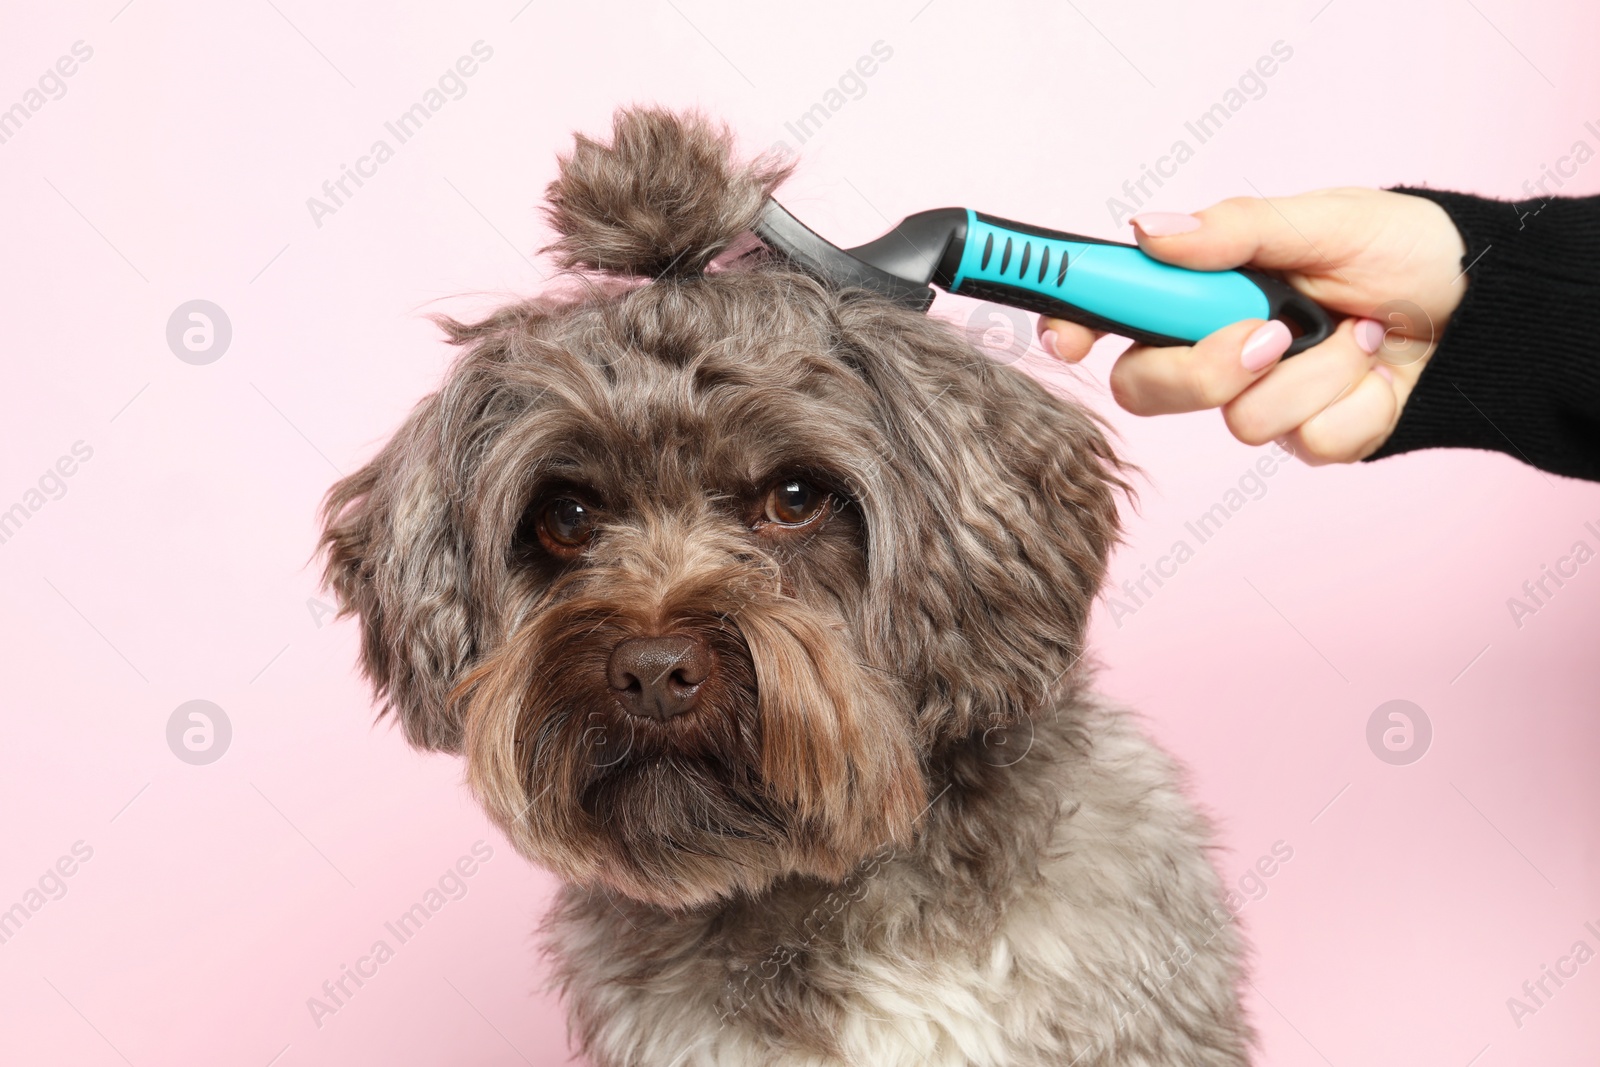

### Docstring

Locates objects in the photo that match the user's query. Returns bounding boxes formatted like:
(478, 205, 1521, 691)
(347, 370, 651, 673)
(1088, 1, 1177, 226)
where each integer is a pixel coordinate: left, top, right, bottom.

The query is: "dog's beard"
(460, 561, 925, 909)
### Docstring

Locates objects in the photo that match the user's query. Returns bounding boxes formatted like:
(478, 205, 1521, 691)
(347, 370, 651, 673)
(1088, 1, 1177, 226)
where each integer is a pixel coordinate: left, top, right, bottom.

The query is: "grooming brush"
(754, 202, 1333, 356)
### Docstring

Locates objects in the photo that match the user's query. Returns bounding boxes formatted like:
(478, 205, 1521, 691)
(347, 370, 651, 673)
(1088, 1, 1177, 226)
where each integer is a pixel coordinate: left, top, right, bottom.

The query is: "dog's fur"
(321, 108, 1249, 1066)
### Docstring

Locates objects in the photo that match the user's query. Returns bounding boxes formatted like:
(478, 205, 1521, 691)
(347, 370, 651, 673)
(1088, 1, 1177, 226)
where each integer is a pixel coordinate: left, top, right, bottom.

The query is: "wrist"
(1367, 186, 1600, 479)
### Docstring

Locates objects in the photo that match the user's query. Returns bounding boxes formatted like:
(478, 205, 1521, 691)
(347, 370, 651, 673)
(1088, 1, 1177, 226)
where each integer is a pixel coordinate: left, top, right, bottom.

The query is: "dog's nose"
(606, 635, 713, 720)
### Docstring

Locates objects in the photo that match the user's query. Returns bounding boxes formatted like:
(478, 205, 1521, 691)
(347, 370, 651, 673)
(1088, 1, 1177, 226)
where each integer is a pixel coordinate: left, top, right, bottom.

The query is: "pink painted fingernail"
(1373, 363, 1395, 383)
(1241, 320, 1292, 372)
(1354, 318, 1385, 354)
(1040, 328, 1061, 358)
(1131, 212, 1202, 237)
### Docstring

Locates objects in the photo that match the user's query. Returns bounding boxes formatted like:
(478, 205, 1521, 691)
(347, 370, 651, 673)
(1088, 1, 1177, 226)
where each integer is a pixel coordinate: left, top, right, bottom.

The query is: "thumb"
(1130, 195, 1351, 274)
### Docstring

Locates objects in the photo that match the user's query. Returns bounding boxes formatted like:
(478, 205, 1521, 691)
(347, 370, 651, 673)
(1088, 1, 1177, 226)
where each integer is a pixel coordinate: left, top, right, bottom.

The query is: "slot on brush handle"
(942, 211, 1333, 356)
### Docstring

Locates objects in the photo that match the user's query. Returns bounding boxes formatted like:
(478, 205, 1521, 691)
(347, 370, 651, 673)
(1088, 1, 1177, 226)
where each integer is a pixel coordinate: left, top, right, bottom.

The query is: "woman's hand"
(1040, 188, 1468, 463)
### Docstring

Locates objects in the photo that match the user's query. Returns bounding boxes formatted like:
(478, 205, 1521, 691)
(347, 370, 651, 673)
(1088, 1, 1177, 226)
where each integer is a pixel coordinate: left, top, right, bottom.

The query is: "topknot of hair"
(541, 107, 794, 279)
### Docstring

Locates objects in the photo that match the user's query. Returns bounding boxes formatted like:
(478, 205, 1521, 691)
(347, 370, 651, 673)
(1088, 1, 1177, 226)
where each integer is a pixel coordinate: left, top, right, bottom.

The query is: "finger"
(1036, 317, 1101, 363)
(1279, 365, 1399, 464)
(1221, 318, 1382, 446)
(1108, 318, 1291, 416)
(1130, 192, 1359, 274)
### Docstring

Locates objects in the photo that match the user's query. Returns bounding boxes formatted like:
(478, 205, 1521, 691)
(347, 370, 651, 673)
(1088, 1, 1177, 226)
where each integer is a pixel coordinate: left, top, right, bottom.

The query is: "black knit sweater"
(1365, 187, 1600, 481)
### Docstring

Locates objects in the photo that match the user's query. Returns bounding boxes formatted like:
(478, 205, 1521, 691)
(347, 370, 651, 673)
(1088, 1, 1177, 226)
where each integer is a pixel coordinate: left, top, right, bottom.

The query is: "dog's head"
(321, 108, 1123, 908)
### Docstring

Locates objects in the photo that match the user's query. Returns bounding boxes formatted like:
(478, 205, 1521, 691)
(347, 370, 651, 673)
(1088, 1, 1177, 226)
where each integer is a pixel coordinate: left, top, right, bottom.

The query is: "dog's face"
(321, 109, 1122, 908)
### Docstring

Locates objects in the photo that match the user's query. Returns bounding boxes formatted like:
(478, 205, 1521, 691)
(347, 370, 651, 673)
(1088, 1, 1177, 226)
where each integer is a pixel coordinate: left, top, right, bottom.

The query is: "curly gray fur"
(541, 107, 793, 277)
(320, 108, 1251, 1065)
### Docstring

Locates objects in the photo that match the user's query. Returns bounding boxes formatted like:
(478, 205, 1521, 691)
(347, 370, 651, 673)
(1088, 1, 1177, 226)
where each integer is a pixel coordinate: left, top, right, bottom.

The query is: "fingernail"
(1354, 318, 1385, 354)
(1131, 212, 1202, 237)
(1040, 328, 1060, 358)
(1241, 320, 1292, 372)
(1372, 362, 1394, 383)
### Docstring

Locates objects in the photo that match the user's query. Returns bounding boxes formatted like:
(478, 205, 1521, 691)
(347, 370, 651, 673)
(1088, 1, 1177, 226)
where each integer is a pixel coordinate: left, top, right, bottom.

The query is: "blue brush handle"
(946, 210, 1333, 355)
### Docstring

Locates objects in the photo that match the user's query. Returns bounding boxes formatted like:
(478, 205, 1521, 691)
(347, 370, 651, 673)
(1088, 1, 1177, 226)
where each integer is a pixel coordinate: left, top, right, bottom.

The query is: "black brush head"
(843, 206, 968, 292)
(754, 200, 943, 311)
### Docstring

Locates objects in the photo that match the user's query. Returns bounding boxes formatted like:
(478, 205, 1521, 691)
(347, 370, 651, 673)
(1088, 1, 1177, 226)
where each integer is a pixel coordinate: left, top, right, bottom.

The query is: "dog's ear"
(542, 106, 792, 278)
(320, 395, 476, 753)
(833, 299, 1126, 739)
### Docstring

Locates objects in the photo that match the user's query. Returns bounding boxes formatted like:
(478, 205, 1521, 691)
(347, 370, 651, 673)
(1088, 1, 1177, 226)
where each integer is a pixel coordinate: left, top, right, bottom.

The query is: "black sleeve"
(1363, 186, 1600, 481)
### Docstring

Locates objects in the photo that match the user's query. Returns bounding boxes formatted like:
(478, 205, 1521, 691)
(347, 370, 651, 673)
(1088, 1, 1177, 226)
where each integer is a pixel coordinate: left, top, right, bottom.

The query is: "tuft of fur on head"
(541, 106, 793, 278)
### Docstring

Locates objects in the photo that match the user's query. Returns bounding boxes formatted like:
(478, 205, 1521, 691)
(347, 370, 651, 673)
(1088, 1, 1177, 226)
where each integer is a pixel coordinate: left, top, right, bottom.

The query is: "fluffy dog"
(321, 108, 1249, 1066)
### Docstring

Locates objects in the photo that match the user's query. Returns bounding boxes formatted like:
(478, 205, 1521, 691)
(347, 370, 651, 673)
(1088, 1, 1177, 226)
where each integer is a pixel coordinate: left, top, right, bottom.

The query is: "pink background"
(3, 1, 1598, 1064)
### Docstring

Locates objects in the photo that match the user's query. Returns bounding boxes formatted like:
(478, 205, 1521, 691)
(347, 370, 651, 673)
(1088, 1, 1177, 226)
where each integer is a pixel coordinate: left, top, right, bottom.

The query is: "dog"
(320, 108, 1250, 1066)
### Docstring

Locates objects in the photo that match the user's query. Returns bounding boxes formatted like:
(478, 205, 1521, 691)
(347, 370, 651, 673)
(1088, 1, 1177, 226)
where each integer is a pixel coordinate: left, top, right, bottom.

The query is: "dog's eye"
(761, 478, 828, 527)
(539, 497, 597, 554)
